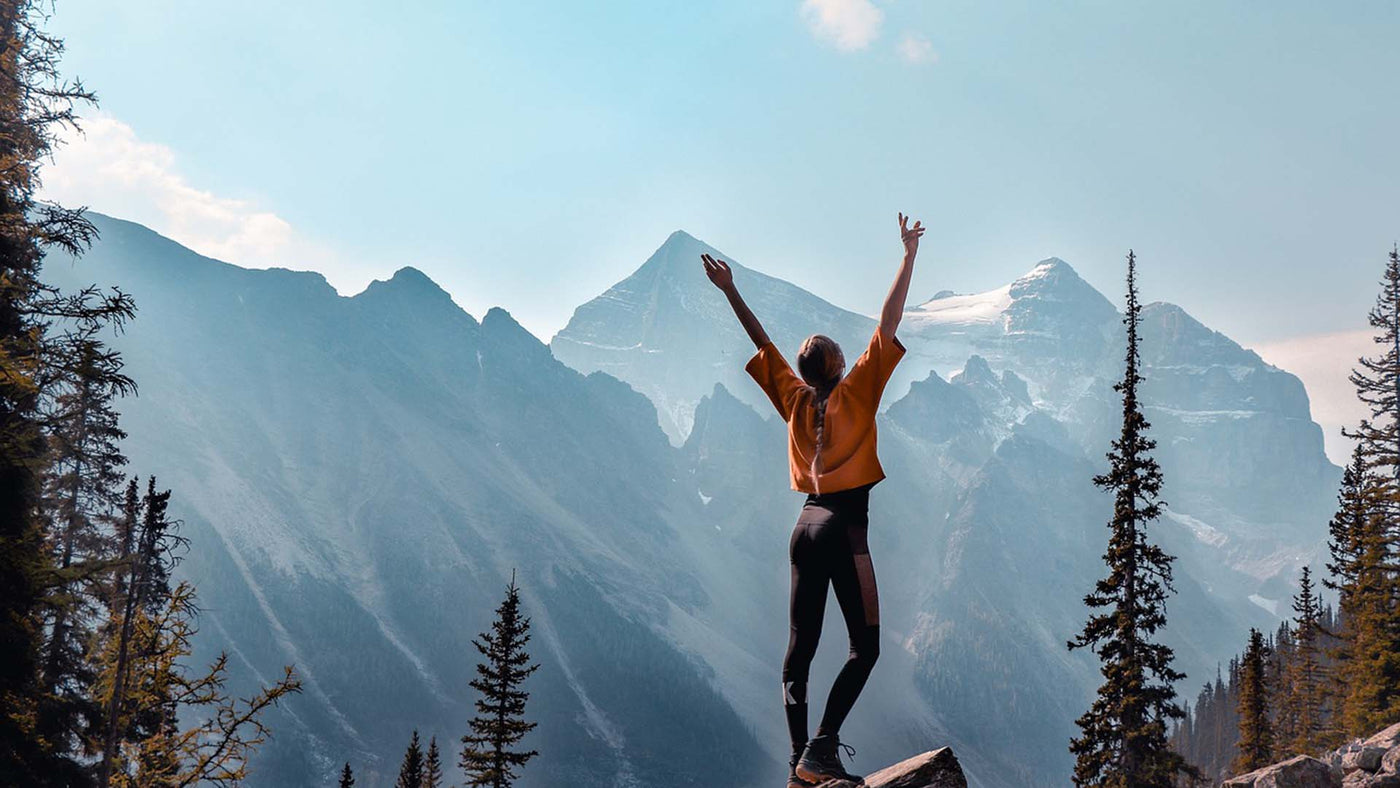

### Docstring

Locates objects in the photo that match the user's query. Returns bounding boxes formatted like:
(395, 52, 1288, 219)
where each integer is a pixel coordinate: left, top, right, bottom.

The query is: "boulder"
(1343, 747, 1386, 774)
(1365, 723, 1400, 753)
(814, 747, 968, 788)
(1343, 772, 1400, 787)
(1222, 755, 1342, 788)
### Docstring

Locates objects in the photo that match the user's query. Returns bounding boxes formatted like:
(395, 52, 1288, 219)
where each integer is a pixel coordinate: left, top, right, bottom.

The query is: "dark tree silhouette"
(1233, 629, 1274, 774)
(461, 573, 539, 788)
(1286, 567, 1326, 753)
(425, 735, 445, 788)
(0, 2, 126, 783)
(1067, 251, 1194, 788)
(396, 729, 425, 788)
(339, 762, 355, 788)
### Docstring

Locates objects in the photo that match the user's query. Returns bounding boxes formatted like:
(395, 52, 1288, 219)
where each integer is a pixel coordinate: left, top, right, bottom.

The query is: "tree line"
(0, 2, 303, 784)
(0, 2, 542, 785)
(1169, 246, 1400, 784)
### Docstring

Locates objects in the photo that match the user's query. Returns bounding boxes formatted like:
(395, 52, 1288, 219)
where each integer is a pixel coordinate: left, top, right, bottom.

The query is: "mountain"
(41, 216, 1341, 787)
(551, 230, 876, 441)
(555, 234, 1341, 783)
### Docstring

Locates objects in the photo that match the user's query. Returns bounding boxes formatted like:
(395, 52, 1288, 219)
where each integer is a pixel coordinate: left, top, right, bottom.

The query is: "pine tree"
(461, 573, 539, 788)
(1347, 246, 1400, 494)
(425, 735, 445, 788)
(1333, 246, 1400, 736)
(1326, 447, 1400, 736)
(1067, 251, 1195, 788)
(1286, 567, 1326, 754)
(90, 482, 298, 787)
(0, 2, 116, 783)
(34, 336, 135, 774)
(397, 729, 425, 788)
(1233, 629, 1274, 774)
(339, 762, 355, 788)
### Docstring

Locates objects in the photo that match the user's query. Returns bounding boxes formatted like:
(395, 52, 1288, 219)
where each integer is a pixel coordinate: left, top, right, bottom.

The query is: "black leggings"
(782, 484, 880, 755)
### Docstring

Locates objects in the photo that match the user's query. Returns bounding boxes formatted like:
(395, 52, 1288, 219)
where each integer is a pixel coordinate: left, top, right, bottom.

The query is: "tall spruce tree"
(1331, 246, 1400, 737)
(425, 735, 445, 788)
(34, 335, 135, 775)
(397, 729, 425, 788)
(1067, 251, 1194, 788)
(339, 762, 355, 788)
(0, 2, 113, 783)
(461, 573, 539, 788)
(1233, 629, 1275, 774)
(1347, 246, 1400, 492)
(1286, 567, 1326, 754)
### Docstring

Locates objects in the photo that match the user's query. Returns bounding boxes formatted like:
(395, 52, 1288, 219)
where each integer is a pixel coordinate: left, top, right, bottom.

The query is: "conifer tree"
(1067, 251, 1194, 788)
(461, 573, 539, 788)
(1286, 567, 1326, 754)
(0, 2, 120, 782)
(1347, 246, 1400, 493)
(397, 729, 425, 788)
(339, 762, 355, 788)
(1330, 246, 1400, 737)
(92, 484, 299, 787)
(425, 735, 445, 788)
(1326, 446, 1400, 735)
(34, 336, 135, 771)
(1233, 629, 1274, 774)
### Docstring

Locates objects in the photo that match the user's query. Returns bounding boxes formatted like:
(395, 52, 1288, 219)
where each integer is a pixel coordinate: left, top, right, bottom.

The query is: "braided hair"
(796, 335, 845, 493)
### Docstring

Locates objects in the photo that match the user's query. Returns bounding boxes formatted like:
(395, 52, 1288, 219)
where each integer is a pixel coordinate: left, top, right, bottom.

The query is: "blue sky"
(43, 0, 1399, 358)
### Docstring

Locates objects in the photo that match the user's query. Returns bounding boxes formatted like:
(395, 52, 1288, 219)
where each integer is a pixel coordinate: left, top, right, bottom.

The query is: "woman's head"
(797, 334, 845, 393)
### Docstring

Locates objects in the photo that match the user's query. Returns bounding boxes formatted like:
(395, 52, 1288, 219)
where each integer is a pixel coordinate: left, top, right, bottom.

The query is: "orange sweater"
(745, 329, 906, 494)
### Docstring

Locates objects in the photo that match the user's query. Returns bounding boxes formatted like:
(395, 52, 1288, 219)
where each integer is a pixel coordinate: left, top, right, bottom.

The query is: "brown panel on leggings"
(847, 527, 879, 626)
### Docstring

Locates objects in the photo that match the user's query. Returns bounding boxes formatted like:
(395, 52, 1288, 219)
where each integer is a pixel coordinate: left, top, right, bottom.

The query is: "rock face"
(1224, 723, 1400, 788)
(816, 747, 967, 788)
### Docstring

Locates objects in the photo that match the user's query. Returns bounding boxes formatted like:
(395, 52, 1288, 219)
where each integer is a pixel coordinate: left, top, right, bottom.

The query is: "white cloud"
(897, 32, 937, 65)
(801, 0, 883, 52)
(1251, 328, 1371, 465)
(40, 113, 336, 273)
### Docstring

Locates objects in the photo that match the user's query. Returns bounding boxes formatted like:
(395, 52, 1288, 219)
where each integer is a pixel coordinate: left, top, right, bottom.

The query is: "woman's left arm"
(879, 213, 925, 338)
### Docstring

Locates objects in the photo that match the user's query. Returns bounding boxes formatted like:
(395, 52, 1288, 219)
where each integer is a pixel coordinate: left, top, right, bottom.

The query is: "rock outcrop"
(814, 747, 967, 788)
(1223, 723, 1400, 788)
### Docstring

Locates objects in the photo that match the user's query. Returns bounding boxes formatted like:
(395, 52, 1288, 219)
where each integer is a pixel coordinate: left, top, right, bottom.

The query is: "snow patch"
(905, 283, 1014, 328)
(1249, 594, 1280, 616)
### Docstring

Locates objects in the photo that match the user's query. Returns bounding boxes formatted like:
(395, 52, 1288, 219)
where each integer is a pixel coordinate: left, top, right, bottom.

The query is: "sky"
(38, 0, 1400, 461)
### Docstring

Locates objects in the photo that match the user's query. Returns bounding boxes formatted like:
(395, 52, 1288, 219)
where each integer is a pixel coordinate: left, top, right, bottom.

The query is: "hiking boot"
(795, 734, 864, 785)
(787, 757, 817, 788)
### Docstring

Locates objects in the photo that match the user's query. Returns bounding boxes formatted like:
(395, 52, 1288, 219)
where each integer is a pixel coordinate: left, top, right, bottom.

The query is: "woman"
(702, 214, 924, 787)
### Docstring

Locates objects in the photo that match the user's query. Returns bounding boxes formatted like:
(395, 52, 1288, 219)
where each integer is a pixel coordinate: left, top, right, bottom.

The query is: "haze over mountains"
(43, 215, 1340, 787)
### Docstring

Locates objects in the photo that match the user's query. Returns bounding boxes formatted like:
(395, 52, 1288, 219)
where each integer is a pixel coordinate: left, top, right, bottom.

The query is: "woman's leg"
(783, 521, 829, 759)
(816, 523, 880, 737)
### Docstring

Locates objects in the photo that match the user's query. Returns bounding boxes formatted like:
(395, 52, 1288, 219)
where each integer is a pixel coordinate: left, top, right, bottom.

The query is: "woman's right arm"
(702, 253, 771, 349)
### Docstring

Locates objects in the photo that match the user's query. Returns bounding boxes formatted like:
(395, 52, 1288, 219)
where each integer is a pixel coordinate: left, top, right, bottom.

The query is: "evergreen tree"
(1233, 629, 1274, 774)
(1347, 246, 1400, 494)
(1067, 251, 1195, 788)
(0, 2, 121, 783)
(34, 336, 135, 774)
(461, 573, 539, 788)
(339, 762, 355, 788)
(425, 735, 445, 788)
(1325, 447, 1400, 735)
(1286, 567, 1326, 754)
(397, 729, 425, 788)
(1333, 246, 1400, 736)
(91, 482, 298, 787)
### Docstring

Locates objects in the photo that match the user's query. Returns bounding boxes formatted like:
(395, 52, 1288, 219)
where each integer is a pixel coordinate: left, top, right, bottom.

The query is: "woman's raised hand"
(899, 213, 925, 259)
(701, 253, 735, 291)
